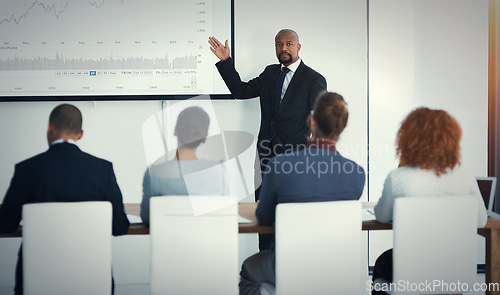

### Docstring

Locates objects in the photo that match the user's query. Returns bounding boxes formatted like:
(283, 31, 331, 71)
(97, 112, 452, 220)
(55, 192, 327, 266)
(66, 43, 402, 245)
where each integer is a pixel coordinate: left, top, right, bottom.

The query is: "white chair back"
(149, 196, 238, 295)
(393, 196, 477, 294)
(22, 201, 112, 295)
(275, 200, 362, 295)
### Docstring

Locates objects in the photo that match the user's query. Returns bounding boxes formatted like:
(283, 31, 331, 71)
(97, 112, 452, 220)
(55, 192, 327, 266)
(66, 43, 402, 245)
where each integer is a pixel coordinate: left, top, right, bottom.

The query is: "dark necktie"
(274, 67, 290, 113)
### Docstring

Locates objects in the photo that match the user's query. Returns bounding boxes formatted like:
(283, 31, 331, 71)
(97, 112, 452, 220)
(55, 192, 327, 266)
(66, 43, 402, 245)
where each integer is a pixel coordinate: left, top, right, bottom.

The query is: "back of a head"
(312, 92, 348, 141)
(397, 107, 462, 175)
(49, 104, 82, 136)
(175, 106, 210, 149)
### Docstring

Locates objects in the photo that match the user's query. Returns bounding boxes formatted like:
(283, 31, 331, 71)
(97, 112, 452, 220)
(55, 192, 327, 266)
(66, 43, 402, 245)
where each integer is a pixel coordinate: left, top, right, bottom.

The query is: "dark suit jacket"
(216, 58, 327, 154)
(256, 146, 366, 226)
(0, 142, 130, 236)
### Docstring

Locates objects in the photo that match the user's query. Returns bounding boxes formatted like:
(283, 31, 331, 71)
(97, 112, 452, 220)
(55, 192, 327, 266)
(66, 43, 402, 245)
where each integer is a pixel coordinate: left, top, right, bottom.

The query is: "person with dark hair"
(371, 107, 487, 295)
(238, 92, 365, 295)
(209, 28, 327, 250)
(0, 103, 130, 295)
(140, 106, 228, 223)
(174, 106, 210, 150)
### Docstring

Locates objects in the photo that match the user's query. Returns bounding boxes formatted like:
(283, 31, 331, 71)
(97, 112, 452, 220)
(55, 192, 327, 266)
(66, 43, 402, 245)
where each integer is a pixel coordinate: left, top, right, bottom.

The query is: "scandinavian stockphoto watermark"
(366, 279, 500, 293)
(261, 155, 365, 177)
(258, 139, 392, 159)
(258, 139, 391, 177)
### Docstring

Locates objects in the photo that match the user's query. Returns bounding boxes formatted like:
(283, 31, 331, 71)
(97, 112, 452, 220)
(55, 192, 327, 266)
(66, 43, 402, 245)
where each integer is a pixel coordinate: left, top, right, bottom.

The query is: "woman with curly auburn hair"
(396, 107, 462, 176)
(370, 107, 487, 295)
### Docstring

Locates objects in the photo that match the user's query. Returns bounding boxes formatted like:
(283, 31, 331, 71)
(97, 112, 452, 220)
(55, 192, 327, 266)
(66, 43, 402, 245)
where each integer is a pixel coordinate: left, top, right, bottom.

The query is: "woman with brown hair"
(239, 91, 366, 295)
(371, 107, 487, 294)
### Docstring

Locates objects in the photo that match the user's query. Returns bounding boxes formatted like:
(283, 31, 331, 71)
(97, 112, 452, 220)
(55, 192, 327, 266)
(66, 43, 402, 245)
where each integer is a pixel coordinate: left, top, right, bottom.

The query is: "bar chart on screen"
(0, 0, 231, 97)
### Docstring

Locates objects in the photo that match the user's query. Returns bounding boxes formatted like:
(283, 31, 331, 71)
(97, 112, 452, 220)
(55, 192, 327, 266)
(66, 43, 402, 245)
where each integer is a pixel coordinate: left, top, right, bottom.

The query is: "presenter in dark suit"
(208, 29, 327, 201)
(0, 104, 130, 295)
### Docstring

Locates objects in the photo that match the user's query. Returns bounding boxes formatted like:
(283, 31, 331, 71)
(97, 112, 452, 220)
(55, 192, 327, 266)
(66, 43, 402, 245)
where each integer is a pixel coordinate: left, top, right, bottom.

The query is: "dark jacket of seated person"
(256, 141, 365, 225)
(239, 92, 366, 295)
(0, 104, 129, 295)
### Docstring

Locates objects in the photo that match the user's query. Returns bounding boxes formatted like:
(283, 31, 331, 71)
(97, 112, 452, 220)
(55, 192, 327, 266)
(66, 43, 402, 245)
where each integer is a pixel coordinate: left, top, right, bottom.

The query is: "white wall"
(234, 0, 368, 177)
(0, 0, 369, 287)
(233, 0, 370, 283)
(0, 0, 489, 289)
(0, 101, 160, 203)
(368, 0, 488, 265)
(0, 99, 262, 286)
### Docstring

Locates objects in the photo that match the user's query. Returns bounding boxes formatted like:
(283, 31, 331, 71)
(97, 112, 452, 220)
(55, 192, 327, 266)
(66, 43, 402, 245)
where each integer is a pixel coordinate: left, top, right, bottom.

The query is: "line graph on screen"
(0, 0, 232, 97)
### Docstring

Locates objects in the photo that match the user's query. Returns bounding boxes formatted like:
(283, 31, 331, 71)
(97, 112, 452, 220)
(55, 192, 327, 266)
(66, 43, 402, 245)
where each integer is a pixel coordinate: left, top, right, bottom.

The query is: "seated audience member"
(371, 107, 488, 295)
(0, 104, 130, 295)
(239, 91, 366, 295)
(140, 106, 228, 223)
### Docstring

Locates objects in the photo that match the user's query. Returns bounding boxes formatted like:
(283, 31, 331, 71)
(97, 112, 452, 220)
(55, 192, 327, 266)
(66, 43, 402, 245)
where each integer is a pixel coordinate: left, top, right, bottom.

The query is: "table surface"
(2, 202, 500, 237)
(126, 202, 394, 234)
(124, 202, 500, 235)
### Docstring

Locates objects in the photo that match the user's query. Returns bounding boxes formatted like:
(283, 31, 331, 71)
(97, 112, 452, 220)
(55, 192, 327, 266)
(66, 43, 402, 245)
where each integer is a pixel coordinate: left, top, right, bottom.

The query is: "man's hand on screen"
(208, 37, 230, 61)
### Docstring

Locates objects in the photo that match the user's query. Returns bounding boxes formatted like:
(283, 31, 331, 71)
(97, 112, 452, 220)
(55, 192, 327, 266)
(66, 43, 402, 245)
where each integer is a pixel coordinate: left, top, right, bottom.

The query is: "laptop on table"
(476, 177, 497, 217)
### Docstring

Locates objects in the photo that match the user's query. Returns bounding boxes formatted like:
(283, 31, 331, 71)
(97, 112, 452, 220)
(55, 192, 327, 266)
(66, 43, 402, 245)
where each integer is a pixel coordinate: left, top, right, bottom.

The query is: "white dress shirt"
(279, 57, 301, 101)
(51, 138, 77, 145)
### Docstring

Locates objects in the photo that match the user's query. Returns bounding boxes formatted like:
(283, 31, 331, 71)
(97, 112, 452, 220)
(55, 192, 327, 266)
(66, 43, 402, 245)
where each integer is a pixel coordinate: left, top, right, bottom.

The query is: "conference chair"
(22, 201, 112, 295)
(149, 196, 238, 295)
(275, 200, 362, 295)
(376, 196, 477, 295)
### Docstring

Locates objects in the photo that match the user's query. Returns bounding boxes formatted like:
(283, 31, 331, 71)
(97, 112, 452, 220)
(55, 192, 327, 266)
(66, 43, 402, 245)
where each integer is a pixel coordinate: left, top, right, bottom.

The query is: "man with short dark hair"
(0, 103, 130, 295)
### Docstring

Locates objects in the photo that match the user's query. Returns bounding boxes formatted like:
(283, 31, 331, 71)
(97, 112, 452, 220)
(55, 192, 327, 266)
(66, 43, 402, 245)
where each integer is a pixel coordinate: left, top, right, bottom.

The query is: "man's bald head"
(275, 29, 299, 42)
(275, 29, 301, 66)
